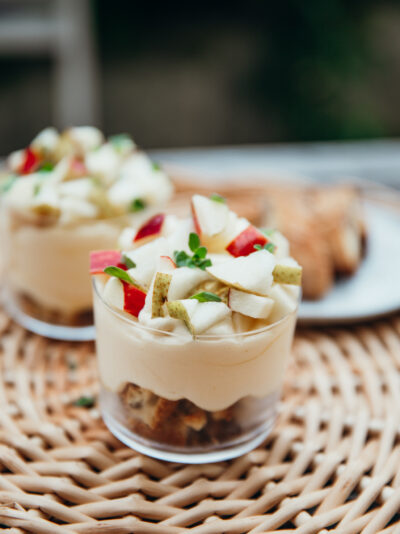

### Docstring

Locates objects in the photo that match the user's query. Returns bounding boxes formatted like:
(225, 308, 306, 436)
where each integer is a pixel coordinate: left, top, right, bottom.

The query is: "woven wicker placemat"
(0, 309, 399, 533)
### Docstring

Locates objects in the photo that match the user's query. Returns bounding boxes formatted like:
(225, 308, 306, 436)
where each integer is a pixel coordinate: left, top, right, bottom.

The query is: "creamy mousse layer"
(7, 221, 122, 314)
(93, 280, 297, 412)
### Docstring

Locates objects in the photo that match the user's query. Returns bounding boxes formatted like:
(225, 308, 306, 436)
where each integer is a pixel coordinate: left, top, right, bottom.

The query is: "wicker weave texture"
(0, 311, 399, 533)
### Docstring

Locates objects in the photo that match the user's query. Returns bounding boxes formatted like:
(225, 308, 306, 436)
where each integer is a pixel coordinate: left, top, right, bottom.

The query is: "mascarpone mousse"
(91, 194, 301, 449)
(2, 126, 173, 322)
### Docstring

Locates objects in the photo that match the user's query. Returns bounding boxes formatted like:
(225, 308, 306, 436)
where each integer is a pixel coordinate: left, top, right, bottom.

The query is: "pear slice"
(207, 250, 275, 296)
(152, 272, 173, 318)
(267, 285, 298, 323)
(168, 267, 210, 301)
(273, 264, 302, 286)
(167, 299, 231, 335)
(166, 300, 195, 334)
(103, 277, 124, 309)
(191, 194, 229, 237)
(228, 288, 274, 319)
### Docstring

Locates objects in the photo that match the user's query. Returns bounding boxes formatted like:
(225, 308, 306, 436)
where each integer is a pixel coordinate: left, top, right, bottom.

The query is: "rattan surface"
(0, 310, 398, 533)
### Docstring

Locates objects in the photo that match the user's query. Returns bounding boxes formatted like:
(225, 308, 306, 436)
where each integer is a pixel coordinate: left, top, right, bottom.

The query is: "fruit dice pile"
(91, 194, 302, 336)
(3, 126, 172, 224)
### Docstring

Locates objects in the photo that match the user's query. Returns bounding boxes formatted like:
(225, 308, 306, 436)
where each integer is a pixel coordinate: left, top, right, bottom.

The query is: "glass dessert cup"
(1, 206, 152, 340)
(93, 279, 298, 463)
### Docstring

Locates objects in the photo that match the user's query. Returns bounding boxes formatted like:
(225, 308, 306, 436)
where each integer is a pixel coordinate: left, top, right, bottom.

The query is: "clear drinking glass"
(93, 279, 298, 463)
(1, 205, 151, 340)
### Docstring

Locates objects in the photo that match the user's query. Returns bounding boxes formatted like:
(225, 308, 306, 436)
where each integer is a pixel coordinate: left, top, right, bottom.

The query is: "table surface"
(0, 310, 399, 533)
(0, 140, 400, 532)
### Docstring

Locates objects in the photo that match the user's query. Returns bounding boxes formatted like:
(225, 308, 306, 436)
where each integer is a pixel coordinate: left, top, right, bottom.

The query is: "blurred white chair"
(0, 0, 100, 127)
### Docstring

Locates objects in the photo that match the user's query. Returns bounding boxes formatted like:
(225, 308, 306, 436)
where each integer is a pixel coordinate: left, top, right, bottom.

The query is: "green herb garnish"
(122, 254, 136, 269)
(74, 396, 95, 408)
(0, 175, 17, 193)
(254, 243, 276, 253)
(261, 228, 275, 237)
(109, 133, 134, 153)
(152, 161, 161, 171)
(174, 233, 212, 270)
(190, 291, 221, 302)
(189, 232, 200, 251)
(130, 198, 146, 212)
(39, 162, 54, 172)
(104, 266, 136, 285)
(210, 193, 226, 203)
(33, 183, 42, 196)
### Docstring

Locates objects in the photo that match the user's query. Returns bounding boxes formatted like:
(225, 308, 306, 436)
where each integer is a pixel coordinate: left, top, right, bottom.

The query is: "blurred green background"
(1, 0, 400, 153)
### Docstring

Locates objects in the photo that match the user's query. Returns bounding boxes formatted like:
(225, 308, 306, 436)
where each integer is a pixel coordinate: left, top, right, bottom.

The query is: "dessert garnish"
(173, 232, 212, 270)
(3, 126, 172, 225)
(91, 194, 302, 337)
(91, 194, 302, 459)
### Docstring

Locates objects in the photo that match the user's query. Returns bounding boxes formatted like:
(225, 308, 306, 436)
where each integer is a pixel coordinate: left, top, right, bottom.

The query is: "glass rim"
(92, 277, 300, 340)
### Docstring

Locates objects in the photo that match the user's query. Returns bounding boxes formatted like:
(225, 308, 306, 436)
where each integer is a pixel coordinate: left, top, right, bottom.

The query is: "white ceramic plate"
(299, 199, 400, 324)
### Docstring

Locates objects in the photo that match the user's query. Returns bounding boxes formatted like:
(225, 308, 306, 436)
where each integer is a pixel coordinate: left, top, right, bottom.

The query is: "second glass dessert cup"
(93, 279, 298, 463)
(1, 207, 136, 340)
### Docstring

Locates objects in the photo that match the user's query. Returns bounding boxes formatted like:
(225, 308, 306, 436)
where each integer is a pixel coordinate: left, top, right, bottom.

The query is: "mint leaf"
(104, 265, 135, 285)
(174, 250, 192, 268)
(210, 193, 226, 204)
(194, 246, 207, 259)
(74, 396, 95, 408)
(174, 234, 212, 271)
(33, 183, 42, 196)
(130, 198, 146, 212)
(109, 134, 134, 153)
(261, 228, 275, 237)
(122, 254, 136, 269)
(254, 242, 276, 253)
(198, 258, 212, 270)
(189, 232, 200, 252)
(190, 291, 221, 302)
(39, 162, 54, 172)
(1, 175, 17, 193)
(152, 161, 161, 171)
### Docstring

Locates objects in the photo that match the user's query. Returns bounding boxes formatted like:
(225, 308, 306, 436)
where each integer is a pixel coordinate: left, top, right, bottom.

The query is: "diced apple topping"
(20, 148, 40, 174)
(207, 250, 276, 296)
(123, 283, 147, 317)
(103, 277, 124, 309)
(226, 225, 268, 257)
(228, 289, 274, 319)
(167, 299, 231, 335)
(3, 127, 172, 224)
(191, 194, 229, 237)
(134, 214, 165, 243)
(91, 194, 301, 334)
(90, 250, 122, 274)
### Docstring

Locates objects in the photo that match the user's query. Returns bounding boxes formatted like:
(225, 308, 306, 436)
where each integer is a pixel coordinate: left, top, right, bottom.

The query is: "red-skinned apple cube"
(226, 226, 268, 257)
(21, 148, 40, 174)
(123, 282, 146, 317)
(90, 250, 122, 274)
(160, 255, 176, 269)
(134, 214, 165, 242)
(191, 201, 202, 236)
(70, 158, 87, 177)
